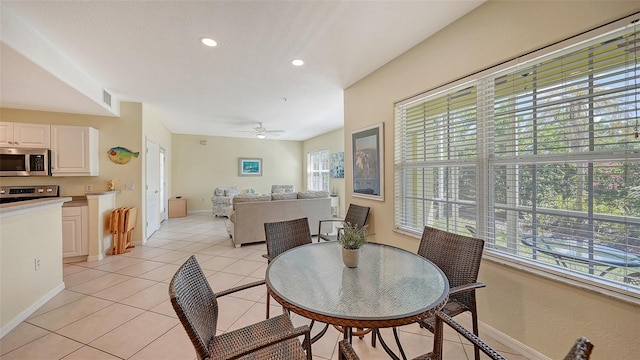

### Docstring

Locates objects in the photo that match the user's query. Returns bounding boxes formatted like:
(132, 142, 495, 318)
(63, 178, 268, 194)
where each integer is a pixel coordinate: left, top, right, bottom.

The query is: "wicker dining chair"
(342, 313, 593, 360)
(263, 217, 312, 318)
(421, 312, 594, 360)
(417, 226, 486, 360)
(338, 339, 360, 360)
(169, 255, 312, 360)
(317, 203, 370, 242)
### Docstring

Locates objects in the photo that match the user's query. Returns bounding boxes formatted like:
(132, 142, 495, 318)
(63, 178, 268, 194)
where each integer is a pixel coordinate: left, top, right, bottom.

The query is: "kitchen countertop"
(63, 196, 89, 207)
(85, 190, 120, 196)
(0, 197, 72, 215)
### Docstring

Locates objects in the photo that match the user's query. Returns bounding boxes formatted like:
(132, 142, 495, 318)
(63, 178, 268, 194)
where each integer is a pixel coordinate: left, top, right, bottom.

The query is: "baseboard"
(479, 321, 550, 360)
(87, 252, 105, 262)
(188, 210, 210, 214)
(0, 282, 65, 339)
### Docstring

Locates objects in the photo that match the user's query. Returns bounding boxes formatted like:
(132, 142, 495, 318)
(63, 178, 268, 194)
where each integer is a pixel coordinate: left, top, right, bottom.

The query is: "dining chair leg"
(472, 312, 480, 360)
(266, 292, 270, 319)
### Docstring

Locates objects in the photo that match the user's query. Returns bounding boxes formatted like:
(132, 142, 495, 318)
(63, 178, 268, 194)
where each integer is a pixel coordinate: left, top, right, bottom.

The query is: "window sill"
(484, 251, 640, 306)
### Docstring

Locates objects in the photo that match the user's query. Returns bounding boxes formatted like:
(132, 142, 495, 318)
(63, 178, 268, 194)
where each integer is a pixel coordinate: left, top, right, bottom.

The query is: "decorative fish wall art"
(108, 147, 140, 165)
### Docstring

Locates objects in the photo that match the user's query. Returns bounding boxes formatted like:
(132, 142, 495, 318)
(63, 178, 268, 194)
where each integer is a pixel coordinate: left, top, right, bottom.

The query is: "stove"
(0, 185, 59, 204)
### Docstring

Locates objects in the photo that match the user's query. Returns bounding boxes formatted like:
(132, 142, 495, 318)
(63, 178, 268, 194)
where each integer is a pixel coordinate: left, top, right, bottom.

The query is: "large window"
(308, 149, 330, 191)
(395, 18, 640, 296)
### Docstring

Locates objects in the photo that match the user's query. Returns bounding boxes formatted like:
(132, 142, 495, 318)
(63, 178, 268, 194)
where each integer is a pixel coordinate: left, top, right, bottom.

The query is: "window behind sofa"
(394, 16, 640, 297)
(308, 149, 330, 191)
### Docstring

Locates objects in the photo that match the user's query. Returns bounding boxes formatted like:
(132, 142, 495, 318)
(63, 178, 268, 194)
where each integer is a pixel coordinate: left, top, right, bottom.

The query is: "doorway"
(145, 138, 160, 239)
(160, 147, 167, 223)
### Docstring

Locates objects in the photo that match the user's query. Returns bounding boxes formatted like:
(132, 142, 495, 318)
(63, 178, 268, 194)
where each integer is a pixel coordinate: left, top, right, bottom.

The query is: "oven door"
(0, 151, 29, 176)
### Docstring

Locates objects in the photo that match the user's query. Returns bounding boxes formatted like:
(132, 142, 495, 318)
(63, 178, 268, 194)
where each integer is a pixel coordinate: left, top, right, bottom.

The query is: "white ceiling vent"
(102, 89, 112, 107)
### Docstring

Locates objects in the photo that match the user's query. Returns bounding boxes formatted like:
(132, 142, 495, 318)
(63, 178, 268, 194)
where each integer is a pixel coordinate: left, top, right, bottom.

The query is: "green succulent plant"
(339, 222, 369, 250)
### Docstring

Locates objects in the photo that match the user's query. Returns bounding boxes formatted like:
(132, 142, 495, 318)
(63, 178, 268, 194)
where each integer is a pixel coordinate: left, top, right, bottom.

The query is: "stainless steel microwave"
(0, 148, 51, 176)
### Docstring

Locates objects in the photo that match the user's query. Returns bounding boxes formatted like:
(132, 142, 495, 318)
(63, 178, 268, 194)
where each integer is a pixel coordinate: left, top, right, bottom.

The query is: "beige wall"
(171, 134, 303, 212)
(302, 128, 345, 215)
(0, 102, 145, 242)
(344, 1, 640, 359)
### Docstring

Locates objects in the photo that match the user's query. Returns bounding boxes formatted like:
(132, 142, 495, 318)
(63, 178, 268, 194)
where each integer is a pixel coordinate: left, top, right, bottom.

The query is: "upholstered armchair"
(211, 186, 240, 217)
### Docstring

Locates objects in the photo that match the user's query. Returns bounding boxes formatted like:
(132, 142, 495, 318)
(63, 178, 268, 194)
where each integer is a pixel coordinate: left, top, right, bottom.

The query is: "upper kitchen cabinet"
(51, 125, 99, 176)
(0, 122, 51, 148)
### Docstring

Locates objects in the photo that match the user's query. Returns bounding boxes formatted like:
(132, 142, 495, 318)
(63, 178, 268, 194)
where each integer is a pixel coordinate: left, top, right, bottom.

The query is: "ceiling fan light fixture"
(256, 133, 266, 139)
(291, 59, 304, 66)
(200, 37, 217, 47)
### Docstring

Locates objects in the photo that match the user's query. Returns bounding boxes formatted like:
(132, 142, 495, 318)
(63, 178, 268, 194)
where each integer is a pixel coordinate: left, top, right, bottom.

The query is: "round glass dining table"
(266, 241, 449, 359)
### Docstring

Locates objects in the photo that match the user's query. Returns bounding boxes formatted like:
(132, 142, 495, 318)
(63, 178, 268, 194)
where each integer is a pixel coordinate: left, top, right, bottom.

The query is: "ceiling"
(0, 1, 484, 141)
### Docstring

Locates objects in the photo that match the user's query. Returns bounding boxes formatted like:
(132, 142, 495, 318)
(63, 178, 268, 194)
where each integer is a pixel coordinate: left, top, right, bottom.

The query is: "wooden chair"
(341, 313, 594, 360)
(169, 255, 312, 360)
(317, 204, 370, 242)
(417, 226, 486, 360)
(109, 206, 137, 255)
(263, 217, 312, 318)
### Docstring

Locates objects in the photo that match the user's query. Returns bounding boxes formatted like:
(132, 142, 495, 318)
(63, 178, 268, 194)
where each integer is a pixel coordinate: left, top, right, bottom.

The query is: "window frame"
(307, 149, 330, 191)
(394, 14, 640, 302)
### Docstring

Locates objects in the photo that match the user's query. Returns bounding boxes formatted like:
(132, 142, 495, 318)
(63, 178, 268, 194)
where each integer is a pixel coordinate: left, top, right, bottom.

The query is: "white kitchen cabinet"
(51, 125, 99, 176)
(62, 205, 89, 258)
(0, 122, 51, 148)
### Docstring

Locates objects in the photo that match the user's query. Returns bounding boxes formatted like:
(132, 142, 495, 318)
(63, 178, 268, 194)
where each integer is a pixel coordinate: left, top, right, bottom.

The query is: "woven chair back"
(418, 226, 484, 309)
(344, 204, 370, 229)
(563, 337, 594, 360)
(264, 217, 312, 259)
(169, 255, 218, 360)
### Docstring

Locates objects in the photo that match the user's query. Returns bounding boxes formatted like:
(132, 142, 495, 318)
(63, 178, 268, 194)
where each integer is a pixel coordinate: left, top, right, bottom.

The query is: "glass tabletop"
(265, 241, 449, 326)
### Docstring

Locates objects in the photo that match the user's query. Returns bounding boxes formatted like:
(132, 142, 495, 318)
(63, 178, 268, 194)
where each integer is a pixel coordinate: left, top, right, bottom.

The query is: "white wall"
(344, 1, 640, 359)
(171, 134, 303, 212)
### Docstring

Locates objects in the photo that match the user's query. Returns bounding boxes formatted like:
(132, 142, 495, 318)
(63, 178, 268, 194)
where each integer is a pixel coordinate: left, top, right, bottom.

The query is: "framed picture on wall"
(352, 123, 384, 201)
(238, 158, 262, 176)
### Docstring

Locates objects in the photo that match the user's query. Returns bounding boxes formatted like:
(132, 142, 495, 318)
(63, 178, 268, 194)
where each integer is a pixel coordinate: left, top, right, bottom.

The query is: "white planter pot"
(342, 247, 361, 268)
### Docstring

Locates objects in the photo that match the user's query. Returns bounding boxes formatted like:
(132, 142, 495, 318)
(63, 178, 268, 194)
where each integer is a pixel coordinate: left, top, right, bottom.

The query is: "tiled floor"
(0, 213, 528, 359)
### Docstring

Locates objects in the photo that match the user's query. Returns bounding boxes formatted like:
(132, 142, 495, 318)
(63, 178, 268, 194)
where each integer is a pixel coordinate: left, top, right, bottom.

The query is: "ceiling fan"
(235, 122, 285, 139)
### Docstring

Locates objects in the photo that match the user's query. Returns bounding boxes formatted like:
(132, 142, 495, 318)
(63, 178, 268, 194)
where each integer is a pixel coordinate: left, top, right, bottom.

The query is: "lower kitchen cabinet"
(62, 205, 88, 258)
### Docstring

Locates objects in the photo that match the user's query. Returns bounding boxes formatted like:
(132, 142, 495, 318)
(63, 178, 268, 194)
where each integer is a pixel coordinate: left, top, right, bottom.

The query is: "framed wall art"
(238, 158, 262, 176)
(330, 152, 344, 178)
(351, 123, 384, 201)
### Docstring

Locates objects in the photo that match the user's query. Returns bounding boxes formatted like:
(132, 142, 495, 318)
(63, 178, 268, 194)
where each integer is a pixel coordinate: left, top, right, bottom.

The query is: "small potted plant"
(338, 222, 368, 268)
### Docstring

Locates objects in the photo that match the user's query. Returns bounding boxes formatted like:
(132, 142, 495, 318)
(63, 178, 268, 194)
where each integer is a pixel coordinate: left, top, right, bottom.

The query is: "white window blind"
(307, 149, 329, 191)
(395, 85, 478, 234)
(395, 17, 640, 294)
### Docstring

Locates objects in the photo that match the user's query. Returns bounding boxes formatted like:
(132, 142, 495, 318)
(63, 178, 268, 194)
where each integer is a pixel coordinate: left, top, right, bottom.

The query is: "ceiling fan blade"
(266, 130, 285, 133)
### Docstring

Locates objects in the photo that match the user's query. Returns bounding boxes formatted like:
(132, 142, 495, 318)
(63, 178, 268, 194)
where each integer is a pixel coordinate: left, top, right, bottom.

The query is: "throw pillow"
(271, 185, 295, 194)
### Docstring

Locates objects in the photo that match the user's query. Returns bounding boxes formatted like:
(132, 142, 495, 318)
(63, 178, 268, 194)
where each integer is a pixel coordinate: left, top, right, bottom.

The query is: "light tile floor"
(0, 213, 528, 360)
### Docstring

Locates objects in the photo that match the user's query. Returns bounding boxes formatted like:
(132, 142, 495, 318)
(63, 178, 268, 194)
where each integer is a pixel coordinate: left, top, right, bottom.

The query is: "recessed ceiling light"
(292, 59, 304, 66)
(200, 37, 217, 47)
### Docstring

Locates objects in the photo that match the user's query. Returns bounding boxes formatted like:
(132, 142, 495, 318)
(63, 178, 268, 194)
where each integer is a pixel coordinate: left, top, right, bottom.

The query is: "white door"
(145, 138, 160, 239)
(160, 147, 168, 222)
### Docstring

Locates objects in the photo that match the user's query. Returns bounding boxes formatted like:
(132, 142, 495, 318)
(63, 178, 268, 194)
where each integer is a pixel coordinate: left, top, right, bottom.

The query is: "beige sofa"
(229, 194, 332, 247)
